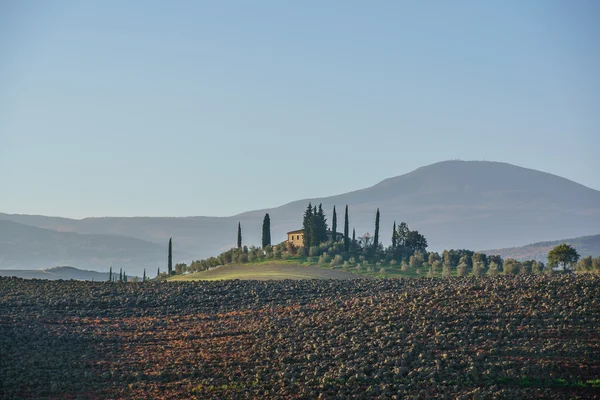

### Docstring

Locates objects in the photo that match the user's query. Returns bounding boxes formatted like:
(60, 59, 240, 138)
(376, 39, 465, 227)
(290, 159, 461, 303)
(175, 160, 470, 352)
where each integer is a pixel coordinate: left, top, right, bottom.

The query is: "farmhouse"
(286, 229, 344, 247)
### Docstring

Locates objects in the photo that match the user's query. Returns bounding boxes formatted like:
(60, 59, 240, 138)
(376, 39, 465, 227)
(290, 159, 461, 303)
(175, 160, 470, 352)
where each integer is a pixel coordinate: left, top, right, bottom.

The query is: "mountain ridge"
(1, 160, 599, 273)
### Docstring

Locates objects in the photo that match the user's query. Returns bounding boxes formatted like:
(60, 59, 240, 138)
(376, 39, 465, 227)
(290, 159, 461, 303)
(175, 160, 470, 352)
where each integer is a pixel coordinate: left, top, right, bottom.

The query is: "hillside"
(0, 266, 140, 281)
(481, 234, 600, 262)
(169, 264, 363, 281)
(2, 160, 600, 263)
(0, 220, 179, 275)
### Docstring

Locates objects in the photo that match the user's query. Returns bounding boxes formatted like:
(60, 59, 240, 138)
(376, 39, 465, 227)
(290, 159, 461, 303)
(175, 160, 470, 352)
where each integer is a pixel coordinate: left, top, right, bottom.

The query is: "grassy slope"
(169, 263, 364, 281)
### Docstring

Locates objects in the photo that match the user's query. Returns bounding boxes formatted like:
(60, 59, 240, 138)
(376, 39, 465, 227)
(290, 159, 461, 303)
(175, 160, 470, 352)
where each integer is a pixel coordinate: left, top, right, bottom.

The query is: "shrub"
(442, 265, 452, 278)
(331, 254, 343, 266)
(390, 259, 397, 266)
(318, 253, 331, 265)
(401, 262, 409, 272)
(349, 257, 356, 265)
(456, 263, 468, 276)
(309, 246, 320, 257)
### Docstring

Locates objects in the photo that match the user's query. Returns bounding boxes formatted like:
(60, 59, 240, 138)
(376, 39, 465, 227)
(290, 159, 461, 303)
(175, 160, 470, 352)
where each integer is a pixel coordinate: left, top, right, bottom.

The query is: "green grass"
(169, 263, 363, 281)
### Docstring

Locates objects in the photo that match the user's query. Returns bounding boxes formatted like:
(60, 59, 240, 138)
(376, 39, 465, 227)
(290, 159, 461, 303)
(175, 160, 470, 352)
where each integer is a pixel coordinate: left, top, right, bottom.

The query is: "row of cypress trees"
(235, 213, 272, 250)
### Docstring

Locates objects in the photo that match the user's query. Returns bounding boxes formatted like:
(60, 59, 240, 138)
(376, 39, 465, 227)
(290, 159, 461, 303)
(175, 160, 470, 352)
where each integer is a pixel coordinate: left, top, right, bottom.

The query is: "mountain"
(0, 266, 140, 281)
(1, 160, 599, 268)
(481, 234, 600, 262)
(0, 220, 181, 275)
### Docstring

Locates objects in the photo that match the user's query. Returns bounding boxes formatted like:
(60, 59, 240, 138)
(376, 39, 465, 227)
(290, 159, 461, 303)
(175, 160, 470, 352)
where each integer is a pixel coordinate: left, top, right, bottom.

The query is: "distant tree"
(168, 238, 173, 275)
(487, 261, 500, 276)
(343, 205, 350, 251)
(428, 252, 441, 265)
(143, 269, 146, 281)
(547, 244, 579, 272)
(237, 223, 242, 249)
(592, 257, 600, 274)
(405, 230, 427, 253)
(175, 263, 187, 274)
(487, 255, 504, 269)
(531, 261, 542, 275)
(119, 268, 123, 282)
(262, 213, 271, 248)
(431, 260, 442, 274)
(373, 208, 380, 252)
(331, 206, 337, 242)
(442, 263, 452, 278)
(391, 221, 397, 249)
(315, 204, 328, 245)
(472, 253, 487, 268)
(472, 260, 485, 276)
(409, 252, 425, 268)
(109, 266, 112, 282)
(303, 203, 313, 251)
(503, 258, 520, 275)
(157, 267, 160, 278)
(457, 256, 469, 276)
(576, 256, 592, 272)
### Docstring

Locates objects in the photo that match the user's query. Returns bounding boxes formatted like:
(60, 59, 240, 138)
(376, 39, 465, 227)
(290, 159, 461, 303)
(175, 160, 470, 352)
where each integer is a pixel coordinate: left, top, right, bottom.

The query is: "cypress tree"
(373, 208, 380, 251)
(392, 221, 397, 248)
(143, 269, 146, 282)
(237, 222, 242, 249)
(119, 268, 123, 282)
(157, 267, 160, 277)
(109, 266, 112, 282)
(302, 203, 313, 251)
(168, 238, 173, 275)
(332, 206, 337, 242)
(344, 205, 350, 251)
(262, 213, 271, 248)
(316, 204, 327, 245)
(352, 228, 356, 247)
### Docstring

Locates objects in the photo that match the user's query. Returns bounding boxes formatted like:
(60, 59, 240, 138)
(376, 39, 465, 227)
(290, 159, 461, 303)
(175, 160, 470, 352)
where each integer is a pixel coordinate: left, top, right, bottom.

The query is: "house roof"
(287, 229, 343, 235)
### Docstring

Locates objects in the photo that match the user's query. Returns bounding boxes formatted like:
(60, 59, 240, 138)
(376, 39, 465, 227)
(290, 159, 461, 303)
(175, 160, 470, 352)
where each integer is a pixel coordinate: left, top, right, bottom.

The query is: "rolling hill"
(481, 234, 600, 262)
(1, 160, 599, 272)
(0, 266, 140, 281)
(0, 220, 183, 275)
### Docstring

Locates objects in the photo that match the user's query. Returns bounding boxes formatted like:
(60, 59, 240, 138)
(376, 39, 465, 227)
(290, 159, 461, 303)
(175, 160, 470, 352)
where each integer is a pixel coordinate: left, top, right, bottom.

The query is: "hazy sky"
(1, 1, 598, 218)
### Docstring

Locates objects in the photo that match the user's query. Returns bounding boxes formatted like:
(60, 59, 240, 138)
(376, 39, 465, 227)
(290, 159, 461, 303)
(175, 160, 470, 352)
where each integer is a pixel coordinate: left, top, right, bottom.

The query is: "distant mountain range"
(0, 266, 140, 281)
(481, 234, 600, 262)
(1, 160, 599, 276)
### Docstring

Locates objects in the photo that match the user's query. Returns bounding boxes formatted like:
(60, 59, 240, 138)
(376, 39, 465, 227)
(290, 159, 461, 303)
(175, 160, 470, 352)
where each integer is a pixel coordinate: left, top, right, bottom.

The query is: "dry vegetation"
(1, 275, 599, 399)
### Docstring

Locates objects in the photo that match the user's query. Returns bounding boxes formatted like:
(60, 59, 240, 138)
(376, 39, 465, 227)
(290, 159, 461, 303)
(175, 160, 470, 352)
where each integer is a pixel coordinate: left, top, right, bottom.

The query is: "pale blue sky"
(1, 0, 598, 218)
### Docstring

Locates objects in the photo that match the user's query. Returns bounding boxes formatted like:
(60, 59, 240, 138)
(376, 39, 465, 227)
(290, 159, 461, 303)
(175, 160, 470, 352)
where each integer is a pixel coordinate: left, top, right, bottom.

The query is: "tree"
(316, 204, 328, 245)
(457, 255, 469, 276)
(405, 230, 427, 253)
(262, 214, 271, 248)
(109, 266, 112, 282)
(487, 261, 500, 276)
(391, 221, 397, 249)
(503, 258, 520, 275)
(302, 203, 313, 251)
(119, 268, 123, 282)
(373, 208, 380, 252)
(175, 263, 187, 274)
(472, 261, 485, 276)
(157, 267, 160, 277)
(547, 244, 579, 272)
(576, 256, 593, 272)
(331, 206, 337, 242)
(168, 238, 173, 275)
(343, 205, 350, 251)
(143, 269, 146, 281)
(237, 223, 242, 249)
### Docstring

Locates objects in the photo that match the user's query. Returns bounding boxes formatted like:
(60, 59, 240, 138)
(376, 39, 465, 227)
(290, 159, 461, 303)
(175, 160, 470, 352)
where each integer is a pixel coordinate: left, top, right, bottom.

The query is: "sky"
(1, 0, 599, 219)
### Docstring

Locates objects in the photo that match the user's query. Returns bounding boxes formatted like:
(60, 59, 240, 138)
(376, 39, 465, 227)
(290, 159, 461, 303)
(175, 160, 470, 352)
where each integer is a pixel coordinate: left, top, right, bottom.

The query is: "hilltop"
(2, 160, 599, 275)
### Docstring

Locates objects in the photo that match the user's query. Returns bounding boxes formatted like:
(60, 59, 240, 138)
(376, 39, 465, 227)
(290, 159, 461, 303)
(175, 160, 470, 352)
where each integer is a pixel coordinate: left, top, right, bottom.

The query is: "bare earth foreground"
(1, 275, 599, 399)
(170, 264, 362, 281)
